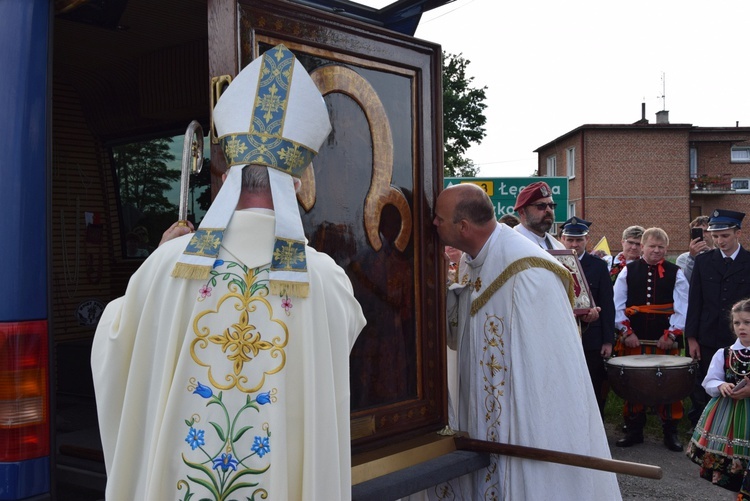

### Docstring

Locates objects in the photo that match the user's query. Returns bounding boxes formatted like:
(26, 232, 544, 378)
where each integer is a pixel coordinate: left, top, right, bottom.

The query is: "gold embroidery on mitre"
(258, 83, 283, 123)
(190, 267, 288, 393)
(224, 135, 248, 159)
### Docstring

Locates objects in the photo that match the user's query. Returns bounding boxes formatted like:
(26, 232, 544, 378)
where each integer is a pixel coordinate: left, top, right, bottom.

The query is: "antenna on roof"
(658, 72, 666, 111)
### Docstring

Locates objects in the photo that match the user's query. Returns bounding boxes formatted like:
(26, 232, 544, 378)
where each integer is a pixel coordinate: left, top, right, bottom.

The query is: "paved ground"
(54, 422, 740, 500)
(606, 423, 738, 500)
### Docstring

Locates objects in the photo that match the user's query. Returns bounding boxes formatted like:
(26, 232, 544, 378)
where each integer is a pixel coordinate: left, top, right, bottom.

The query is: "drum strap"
(625, 303, 674, 317)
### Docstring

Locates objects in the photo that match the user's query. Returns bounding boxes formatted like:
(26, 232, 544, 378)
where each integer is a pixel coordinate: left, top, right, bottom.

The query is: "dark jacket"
(580, 252, 616, 350)
(685, 246, 750, 349)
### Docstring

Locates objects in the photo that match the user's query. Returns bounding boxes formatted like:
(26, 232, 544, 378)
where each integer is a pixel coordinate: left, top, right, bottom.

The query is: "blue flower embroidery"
(193, 382, 213, 399)
(256, 391, 272, 405)
(213, 259, 224, 268)
(212, 453, 239, 472)
(185, 427, 205, 450)
(252, 436, 271, 458)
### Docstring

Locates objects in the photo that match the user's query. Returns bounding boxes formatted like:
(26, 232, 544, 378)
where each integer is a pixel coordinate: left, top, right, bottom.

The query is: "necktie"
(725, 257, 733, 269)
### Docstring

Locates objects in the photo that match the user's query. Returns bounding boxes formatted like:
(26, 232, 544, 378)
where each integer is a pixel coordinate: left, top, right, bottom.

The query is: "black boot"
(663, 420, 683, 452)
(616, 414, 645, 447)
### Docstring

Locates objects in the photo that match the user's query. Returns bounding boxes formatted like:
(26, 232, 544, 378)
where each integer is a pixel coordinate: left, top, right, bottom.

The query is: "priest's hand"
(160, 220, 195, 246)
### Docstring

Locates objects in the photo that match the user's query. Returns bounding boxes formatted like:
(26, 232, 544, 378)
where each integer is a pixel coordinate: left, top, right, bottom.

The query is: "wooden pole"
(454, 436, 662, 480)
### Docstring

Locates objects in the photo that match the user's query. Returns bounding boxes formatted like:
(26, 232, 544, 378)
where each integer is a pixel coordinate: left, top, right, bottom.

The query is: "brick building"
(534, 109, 750, 256)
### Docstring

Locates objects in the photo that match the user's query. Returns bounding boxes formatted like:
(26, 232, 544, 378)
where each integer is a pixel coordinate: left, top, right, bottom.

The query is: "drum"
(605, 355, 698, 406)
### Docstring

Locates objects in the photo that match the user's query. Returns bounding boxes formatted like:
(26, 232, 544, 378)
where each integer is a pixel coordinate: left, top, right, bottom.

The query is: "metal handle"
(178, 120, 204, 224)
(210, 75, 233, 144)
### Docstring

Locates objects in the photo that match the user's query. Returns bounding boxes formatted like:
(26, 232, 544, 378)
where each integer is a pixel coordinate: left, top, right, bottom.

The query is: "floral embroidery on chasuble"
(479, 314, 507, 442)
(471, 279, 508, 499)
(177, 258, 291, 500)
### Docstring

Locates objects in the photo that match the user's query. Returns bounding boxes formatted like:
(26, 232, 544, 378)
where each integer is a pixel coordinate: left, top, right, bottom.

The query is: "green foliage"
(442, 52, 488, 178)
(113, 138, 179, 215)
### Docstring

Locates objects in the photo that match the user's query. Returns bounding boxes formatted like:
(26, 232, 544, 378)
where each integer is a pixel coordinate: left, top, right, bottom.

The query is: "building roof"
(534, 123, 750, 152)
(534, 123, 692, 152)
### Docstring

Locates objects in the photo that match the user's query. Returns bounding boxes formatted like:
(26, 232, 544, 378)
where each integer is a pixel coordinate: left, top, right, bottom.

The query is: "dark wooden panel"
(233, 0, 446, 451)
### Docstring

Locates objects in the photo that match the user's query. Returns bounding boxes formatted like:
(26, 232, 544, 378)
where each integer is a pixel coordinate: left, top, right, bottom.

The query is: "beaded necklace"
(729, 348, 750, 378)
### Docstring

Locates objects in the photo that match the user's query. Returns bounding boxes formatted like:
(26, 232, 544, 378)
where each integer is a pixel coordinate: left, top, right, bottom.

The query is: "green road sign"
(444, 177, 569, 222)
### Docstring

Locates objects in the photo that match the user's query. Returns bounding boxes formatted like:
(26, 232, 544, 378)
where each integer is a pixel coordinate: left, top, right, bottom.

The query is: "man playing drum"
(613, 227, 689, 451)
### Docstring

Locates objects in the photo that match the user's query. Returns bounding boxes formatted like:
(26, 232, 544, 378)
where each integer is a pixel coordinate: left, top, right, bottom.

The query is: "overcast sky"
(405, 0, 750, 178)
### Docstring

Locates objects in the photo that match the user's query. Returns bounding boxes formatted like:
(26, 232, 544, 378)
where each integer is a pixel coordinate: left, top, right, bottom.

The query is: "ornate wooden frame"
(217, 0, 447, 452)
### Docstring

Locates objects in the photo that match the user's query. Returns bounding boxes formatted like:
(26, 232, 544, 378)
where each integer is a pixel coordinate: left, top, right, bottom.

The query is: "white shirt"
(703, 339, 750, 397)
(514, 224, 565, 250)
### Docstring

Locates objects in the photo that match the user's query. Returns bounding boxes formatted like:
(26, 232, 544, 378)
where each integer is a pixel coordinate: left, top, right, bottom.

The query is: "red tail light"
(0, 320, 49, 461)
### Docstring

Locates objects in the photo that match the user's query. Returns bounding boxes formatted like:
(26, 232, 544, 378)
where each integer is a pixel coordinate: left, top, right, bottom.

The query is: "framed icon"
(548, 250, 595, 316)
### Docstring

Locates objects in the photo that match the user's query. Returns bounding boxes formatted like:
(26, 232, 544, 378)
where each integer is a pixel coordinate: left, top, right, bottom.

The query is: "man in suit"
(561, 217, 615, 415)
(686, 209, 750, 425)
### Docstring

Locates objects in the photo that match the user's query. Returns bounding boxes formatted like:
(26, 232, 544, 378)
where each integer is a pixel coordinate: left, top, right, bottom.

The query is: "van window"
(112, 134, 211, 258)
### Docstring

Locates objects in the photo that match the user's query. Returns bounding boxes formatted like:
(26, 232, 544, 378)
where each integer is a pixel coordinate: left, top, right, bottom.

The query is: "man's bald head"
(445, 184, 495, 225)
(434, 184, 497, 258)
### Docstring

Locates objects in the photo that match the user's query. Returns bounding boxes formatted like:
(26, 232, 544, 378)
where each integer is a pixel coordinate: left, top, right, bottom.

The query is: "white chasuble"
(92, 210, 366, 500)
(434, 224, 621, 500)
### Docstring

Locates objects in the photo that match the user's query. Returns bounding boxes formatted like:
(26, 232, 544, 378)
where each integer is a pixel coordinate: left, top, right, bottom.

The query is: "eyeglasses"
(624, 240, 642, 246)
(530, 202, 557, 211)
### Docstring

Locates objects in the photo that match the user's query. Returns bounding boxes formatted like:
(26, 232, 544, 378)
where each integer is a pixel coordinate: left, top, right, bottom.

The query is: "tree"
(113, 138, 181, 249)
(114, 138, 179, 215)
(442, 52, 488, 178)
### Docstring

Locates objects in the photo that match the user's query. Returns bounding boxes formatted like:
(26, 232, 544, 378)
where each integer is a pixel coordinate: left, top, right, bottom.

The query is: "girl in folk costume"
(687, 298, 750, 492)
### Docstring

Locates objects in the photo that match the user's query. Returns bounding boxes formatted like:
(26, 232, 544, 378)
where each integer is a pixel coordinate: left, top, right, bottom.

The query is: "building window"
(690, 147, 697, 178)
(731, 147, 750, 163)
(568, 202, 576, 218)
(547, 155, 557, 176)
(566, 147, 576, 179)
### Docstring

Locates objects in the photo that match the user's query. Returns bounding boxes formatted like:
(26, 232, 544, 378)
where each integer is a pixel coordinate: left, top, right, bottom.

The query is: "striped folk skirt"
(686, 395, 750, 492)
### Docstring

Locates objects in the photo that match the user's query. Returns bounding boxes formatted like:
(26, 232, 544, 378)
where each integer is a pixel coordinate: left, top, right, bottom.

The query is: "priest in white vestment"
(92, 45, 366, 500)
(430, 183, 621, 500)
